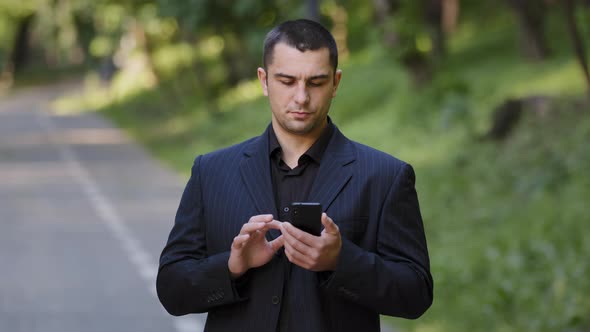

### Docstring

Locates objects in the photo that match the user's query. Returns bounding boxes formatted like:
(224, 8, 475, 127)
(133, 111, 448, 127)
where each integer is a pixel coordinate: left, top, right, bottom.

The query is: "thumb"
(321, 213, 339, 235)
(269, 235, 284, 252)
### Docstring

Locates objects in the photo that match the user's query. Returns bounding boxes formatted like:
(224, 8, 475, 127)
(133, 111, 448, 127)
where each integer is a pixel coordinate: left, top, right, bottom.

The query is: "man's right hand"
(228, 214, 284, 279)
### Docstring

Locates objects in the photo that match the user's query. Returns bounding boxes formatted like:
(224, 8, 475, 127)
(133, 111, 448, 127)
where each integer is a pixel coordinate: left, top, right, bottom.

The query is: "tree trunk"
(373, 0, 400, 47)
(506, 0, 550, 60)
(308, 0, 321, 22)
(12, 14, 35, 74)
(1, 14, 35, 87)
(401, 50, 432, 87)
(441, 0, 460, 34)
(564, 0, 590, 97)
(425, 0, 446, 58)
(73, 13, 96, 64)
(328, 3, 349, 60)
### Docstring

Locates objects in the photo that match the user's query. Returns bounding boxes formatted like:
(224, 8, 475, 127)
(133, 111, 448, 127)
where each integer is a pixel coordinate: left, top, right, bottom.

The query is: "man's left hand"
(280, 213, 342, 272)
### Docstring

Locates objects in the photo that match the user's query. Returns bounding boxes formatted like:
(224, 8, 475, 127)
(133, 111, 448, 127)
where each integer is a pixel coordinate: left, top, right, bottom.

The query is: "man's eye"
(308, 81, 325, 87)
(280, 80, 294, 86)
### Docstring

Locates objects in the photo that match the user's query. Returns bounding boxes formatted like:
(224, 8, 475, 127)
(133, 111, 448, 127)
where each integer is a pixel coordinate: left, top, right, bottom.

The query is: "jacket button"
(271, 296, 280, 305)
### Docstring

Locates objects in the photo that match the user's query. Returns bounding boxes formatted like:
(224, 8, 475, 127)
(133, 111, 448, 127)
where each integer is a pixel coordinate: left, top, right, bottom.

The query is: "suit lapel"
(240, 127, 280, 239)
(308, 127, 356, 212)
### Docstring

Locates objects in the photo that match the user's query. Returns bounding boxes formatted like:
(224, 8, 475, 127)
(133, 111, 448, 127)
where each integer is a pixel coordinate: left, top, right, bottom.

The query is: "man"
(157, 19, 433, 332)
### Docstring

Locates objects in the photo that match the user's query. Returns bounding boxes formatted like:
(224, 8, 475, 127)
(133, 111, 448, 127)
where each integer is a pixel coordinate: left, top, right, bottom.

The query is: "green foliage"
(396, 102, 590, 332)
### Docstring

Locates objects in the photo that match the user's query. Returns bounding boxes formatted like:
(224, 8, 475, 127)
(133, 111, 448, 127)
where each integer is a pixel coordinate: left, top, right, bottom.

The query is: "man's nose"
(294, 83, 309, 105)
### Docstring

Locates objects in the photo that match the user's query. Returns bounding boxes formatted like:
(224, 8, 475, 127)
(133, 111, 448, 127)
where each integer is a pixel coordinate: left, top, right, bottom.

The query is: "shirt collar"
(268, 117, 335, 164)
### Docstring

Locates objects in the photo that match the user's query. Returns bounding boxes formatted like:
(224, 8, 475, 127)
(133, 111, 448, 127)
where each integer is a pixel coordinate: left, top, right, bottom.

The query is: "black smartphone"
(290, 202, 322, 236)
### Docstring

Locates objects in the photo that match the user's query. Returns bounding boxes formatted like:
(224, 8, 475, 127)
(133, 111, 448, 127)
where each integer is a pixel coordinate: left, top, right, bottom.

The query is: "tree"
(0, 1, 39, 86)
(505, 0, 550, 60)
(424, 0, 445, 58)
(564, 0, 590, 96)
(373, 0, 400, 47)
(441, 0, 460, 35)
(308, 0, 321, 22)
(7, 13, 35, 77)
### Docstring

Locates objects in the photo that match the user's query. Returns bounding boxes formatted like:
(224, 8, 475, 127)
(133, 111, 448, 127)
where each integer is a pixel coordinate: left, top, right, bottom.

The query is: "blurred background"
(1, 0, 589, 331)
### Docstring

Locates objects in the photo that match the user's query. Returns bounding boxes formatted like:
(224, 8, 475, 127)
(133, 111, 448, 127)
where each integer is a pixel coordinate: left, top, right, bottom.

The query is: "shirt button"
(283, 207, 289, 212)
(271, 295, 280, 305)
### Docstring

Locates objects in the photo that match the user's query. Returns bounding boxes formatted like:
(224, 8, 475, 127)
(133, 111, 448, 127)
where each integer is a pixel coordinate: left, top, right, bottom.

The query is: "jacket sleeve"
(321, 163, 433, 319)
(156, 156, 246, 316)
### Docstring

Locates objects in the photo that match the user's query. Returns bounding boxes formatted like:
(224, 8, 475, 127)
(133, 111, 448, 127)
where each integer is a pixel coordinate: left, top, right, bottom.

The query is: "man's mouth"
(290, 111, 311, 119)
(289, 110, 311, 115)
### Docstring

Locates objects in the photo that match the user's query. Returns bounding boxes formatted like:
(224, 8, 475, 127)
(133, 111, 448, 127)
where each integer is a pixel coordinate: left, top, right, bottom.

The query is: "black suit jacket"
(157, 124, 433, 331)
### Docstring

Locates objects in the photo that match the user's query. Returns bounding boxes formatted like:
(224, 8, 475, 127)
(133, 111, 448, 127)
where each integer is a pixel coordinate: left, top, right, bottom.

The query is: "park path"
(0, 82, 205, 332)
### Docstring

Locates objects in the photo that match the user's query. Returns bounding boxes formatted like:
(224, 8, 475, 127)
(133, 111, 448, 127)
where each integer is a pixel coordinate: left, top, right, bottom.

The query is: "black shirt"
(269, 121, 335, 222)
(268, 121, 335, 331)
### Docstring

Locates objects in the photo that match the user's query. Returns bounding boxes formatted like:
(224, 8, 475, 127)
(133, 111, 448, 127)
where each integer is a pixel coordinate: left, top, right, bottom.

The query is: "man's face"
(258, 43, 342, 139)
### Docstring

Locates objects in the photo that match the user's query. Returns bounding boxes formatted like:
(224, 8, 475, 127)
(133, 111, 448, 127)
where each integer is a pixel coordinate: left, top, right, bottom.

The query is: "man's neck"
(272, 121, 326, 169)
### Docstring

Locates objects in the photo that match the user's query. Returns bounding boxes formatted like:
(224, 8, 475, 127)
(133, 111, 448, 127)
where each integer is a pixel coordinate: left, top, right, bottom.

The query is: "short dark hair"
(263, 19, 338, 73)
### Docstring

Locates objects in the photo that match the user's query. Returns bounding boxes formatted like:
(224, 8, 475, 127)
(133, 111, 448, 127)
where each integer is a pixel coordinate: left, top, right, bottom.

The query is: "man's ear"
(257, 67, 268, 96)
(332, 69, 342, 98)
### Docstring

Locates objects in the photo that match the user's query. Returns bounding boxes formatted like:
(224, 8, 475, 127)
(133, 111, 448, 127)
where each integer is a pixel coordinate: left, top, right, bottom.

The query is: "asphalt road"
(0, 83, 205, 332)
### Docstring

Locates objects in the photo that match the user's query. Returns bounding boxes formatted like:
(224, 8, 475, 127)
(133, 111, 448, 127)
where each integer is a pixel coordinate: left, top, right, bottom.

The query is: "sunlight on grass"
(158, 113, 197, 137)
(341, 109, 465, 169)
(51, 74, 110, 115)
(110, 53, 157, 98)
(509, 59, 586, 96)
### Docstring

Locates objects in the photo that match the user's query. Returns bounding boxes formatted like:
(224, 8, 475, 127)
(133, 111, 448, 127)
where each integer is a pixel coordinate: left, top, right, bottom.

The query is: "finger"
(284, 244, 314, 269)
(239, 222, 266, 235)
(321, 213, 339, 235)
(269, 235, 285, 252)
(250, 229, 263, 240)
(283, 225, 313, 256)
(265, 220, 283, 230)
(248, 214, 274, 223)
(231, 234, 250, 250)
(253, 220, 282, 239)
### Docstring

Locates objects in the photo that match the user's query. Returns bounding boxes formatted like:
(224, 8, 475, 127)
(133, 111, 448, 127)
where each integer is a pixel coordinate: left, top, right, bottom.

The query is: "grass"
(393, 102, 590, 331)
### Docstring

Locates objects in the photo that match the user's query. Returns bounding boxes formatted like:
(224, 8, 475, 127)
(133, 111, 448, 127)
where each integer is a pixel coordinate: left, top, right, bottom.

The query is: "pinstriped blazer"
(157, 123, 433, 332)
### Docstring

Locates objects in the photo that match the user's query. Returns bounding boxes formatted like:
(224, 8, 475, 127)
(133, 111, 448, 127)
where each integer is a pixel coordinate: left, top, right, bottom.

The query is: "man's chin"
(285, 122, 320, 136)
